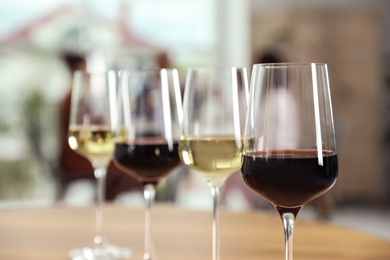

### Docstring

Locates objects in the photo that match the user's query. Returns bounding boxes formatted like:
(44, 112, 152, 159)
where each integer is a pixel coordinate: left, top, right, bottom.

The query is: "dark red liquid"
(241, 149, 338, 208)
(114, 138, 180, 185)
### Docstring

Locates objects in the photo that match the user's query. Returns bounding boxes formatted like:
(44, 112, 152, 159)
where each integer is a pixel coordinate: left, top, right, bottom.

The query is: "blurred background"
(0, 0, 389, 238)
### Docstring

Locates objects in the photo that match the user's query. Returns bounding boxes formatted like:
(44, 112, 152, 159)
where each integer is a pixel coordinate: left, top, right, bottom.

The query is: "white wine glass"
(241, 63, 338, 260)
(68, 70, 131, 259)
(179, 67, 249, 260)
(113, 69, 183, 260)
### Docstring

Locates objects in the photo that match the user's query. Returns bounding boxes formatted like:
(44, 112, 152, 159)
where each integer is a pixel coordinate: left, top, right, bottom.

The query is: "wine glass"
(241, 63, 338, 260)
(179, 67, 249, 260)
(68, 70, 131, 259)
(113, 69, 183, 260)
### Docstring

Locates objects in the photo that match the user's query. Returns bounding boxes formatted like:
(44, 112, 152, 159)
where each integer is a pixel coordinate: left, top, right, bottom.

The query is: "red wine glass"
(113, 69, 183, 260)
(241, 63, 338, 260)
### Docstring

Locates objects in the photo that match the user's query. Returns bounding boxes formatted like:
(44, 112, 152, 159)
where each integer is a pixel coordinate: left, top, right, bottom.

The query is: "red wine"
(114, 138, 180, 185)
(241, 149, 338, 208)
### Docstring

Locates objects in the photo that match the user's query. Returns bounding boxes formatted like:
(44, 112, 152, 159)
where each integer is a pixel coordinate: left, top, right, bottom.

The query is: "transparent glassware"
(68, 70, 132, 259)
(241, 63, 338, 260)
(179, 67, 249, 260)
(113, 69, 183, 260)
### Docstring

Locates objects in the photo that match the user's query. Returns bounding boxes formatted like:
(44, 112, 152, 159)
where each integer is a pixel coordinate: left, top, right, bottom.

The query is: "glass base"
(143, 252, 157, 260)
(69, 243, 132, 260)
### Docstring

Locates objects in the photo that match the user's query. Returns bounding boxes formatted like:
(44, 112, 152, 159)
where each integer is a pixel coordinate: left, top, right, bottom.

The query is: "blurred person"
(56, 52, 140, 201)
(221, 48, 289, 211)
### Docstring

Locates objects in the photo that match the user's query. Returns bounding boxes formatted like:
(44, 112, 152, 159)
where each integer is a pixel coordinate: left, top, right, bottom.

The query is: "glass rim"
(119, 68, 178, 75)
(74, 69, 117, 74)
(73, 68, 179, 76)
(253, 62, 327, 68)
(187, 66, 247, 71)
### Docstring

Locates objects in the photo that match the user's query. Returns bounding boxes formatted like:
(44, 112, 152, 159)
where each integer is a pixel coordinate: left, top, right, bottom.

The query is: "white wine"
(68, 125, 115, 167)
(179, 135, 243, 186)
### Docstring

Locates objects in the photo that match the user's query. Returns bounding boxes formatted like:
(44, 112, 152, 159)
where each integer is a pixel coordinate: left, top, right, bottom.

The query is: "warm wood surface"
(0, 204, 389, 259)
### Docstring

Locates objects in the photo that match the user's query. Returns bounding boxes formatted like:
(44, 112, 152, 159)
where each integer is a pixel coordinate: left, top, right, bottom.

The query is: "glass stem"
(143, 183, 156, 260)
(281, 213, 295, 260)
(211, 185, 221, 260)
(93, 166, 107, 246)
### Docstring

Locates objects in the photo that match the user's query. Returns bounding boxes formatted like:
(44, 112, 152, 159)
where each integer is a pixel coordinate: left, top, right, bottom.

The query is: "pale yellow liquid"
(179, 135, 243, 186)
(68, 125, 115, 168)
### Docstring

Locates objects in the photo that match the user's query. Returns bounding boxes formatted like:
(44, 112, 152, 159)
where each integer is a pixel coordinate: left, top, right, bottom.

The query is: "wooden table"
(0, 204, 389, 259)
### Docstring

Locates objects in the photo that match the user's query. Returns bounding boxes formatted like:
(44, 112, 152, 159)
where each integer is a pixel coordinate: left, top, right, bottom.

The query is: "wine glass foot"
(143, 253, 157, 260)
(69, 243, 132, 260)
